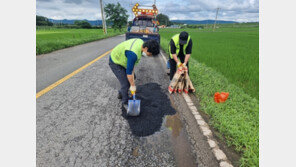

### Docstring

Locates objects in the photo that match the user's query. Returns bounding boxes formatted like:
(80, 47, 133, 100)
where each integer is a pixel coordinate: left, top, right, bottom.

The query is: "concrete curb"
(159, 50, 233, 167)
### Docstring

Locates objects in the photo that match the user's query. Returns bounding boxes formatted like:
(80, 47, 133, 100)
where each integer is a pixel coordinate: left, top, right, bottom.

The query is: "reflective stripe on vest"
(110, 38, 144, 68)
(169, 34, 191, 59)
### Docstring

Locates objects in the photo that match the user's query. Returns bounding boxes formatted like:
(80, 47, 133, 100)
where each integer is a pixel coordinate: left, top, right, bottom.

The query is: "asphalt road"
(36, 35, 125, 92)
(36, 36, 219, 167)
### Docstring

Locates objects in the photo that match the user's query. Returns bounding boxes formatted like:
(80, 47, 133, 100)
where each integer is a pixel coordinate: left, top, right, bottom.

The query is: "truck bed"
(126, 32, 160, 44)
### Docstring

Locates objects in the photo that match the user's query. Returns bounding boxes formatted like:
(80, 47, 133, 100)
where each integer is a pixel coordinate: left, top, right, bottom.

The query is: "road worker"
(109, 38, 160, 110)
(168, 31, 193, 80)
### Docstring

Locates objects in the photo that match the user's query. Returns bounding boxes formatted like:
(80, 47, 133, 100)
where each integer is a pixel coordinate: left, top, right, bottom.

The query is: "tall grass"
(189, 59, 259, 167)
(159, 26, 259, 167)
(36, 28, 124, 55)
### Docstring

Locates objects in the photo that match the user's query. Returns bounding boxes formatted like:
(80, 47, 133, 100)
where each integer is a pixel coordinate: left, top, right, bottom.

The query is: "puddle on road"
(123, 83, 197, 166)
(165, 114, 183, 138)
(165, 113, 197, 167)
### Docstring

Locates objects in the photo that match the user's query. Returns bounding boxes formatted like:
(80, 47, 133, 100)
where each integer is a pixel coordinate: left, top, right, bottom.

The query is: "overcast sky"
(36, 0, 259, 22)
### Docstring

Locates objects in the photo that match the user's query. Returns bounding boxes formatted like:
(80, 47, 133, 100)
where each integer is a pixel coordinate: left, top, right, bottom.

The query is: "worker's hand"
(177, 62, 183, 68)
(130, 85, 136, 95)
(177, 62, 183, 72)
(182, 64, 188, 73)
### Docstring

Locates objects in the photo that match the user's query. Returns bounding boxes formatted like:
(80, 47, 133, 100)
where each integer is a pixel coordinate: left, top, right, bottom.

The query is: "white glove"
(130, 85, 136, 95)
(177, 62, 183, 68)
(177, 62, 183, 72)
(182, 64, 188, 72)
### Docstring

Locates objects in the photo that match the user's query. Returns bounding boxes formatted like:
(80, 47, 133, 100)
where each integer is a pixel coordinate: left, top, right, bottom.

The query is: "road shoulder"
(160, 50, 239, 167)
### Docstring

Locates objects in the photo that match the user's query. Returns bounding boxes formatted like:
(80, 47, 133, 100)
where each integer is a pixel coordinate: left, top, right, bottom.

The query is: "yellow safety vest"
(169, 34, 191, 59)
(111, 38, 144, 68)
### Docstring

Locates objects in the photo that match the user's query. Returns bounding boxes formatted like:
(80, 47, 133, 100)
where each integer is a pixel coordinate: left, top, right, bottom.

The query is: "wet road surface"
(36, 37, 219, 166)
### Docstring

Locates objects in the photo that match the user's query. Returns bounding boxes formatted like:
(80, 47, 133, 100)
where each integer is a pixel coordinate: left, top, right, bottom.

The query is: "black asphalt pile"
(122, 83, 176, 137)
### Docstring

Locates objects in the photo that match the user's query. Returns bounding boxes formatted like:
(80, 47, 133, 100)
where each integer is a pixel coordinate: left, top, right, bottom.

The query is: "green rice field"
(159, 24, 259, 167)
(160, 26, 259, 99)
(36, 28, 123, 55)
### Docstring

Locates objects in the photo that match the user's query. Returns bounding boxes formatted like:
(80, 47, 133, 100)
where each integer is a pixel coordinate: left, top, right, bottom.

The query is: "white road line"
(160, 50, 233, 167)
(160, 50, 168, 64)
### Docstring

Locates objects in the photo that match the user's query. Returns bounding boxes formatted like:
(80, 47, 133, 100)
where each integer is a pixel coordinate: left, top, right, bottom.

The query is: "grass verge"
(161, 41, 259, 167)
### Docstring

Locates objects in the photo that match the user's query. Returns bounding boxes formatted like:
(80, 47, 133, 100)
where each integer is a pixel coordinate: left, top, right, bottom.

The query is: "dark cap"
(179, 31, 188, 45)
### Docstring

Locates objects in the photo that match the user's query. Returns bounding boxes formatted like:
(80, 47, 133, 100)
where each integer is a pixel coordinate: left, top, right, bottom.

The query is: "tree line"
(36, 15, 53, 26)
(36, 15, 96, 29)
(36, 2, 179, 30)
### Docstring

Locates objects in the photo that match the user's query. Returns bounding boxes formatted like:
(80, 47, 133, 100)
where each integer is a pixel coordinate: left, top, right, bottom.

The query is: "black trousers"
(109, 59, 130, 104)
(169, 54, 189, 80)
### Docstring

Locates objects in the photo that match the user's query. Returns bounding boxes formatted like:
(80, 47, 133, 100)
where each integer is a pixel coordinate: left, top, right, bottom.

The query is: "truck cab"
(125, 3, 160, 44)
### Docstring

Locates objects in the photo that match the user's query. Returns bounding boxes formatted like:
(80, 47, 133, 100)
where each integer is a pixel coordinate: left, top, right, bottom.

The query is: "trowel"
(127, 94, 141, 116)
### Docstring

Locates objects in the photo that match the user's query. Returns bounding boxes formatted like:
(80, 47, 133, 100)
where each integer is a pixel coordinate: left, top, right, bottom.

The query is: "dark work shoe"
(123, 104, 128, 111)
(121, 103, 128, 118)
(117, 92, 122, 99)
(166, 69, 170, 75)
(121, 102, 128, 112)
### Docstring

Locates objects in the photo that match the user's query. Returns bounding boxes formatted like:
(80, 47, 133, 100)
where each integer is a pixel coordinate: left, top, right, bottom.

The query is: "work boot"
(121, 102, 128, 112)
(121, 103, 128, 118)
(166, 69, 170, 75)
(166, 60, 170, 75)
(123, 104, 128, 111)
(117, 92, 122, 99)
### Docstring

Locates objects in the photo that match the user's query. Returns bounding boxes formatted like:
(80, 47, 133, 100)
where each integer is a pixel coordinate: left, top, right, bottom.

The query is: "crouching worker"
(168, 31, 193, 80)
(109, 38, 160, 110)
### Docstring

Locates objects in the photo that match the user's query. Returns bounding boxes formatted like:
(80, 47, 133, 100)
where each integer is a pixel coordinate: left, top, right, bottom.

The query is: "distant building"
(168, 25, 180, 28)
(197, 25, 204, 29)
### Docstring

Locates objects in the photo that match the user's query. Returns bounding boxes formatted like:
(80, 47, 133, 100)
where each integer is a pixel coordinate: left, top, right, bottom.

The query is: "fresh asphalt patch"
(122, 83, 176, 137)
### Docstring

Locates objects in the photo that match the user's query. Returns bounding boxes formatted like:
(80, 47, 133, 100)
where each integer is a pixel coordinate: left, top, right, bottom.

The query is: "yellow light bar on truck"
(132, 3, 158, 16)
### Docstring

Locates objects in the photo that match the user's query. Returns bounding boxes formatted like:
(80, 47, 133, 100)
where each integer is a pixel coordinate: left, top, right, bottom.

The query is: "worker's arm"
(127, 68, 136, 86)
(125, 50, 137, 86)
(172, 54, 179, 64)
(183, 54, 191, 66)
(170, 40, 181, 66)
(127, 75, 135, 86)
(183, 39, 193, 66)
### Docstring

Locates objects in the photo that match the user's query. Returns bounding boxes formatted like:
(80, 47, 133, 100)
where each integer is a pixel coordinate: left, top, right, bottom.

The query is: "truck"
(125, 3, 160, 44)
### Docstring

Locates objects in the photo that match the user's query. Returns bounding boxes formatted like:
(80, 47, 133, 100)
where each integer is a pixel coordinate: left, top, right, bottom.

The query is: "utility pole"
(100, 0, 107, 35)
(213, 7, 220, 30)
(154, 0, 156, 5)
